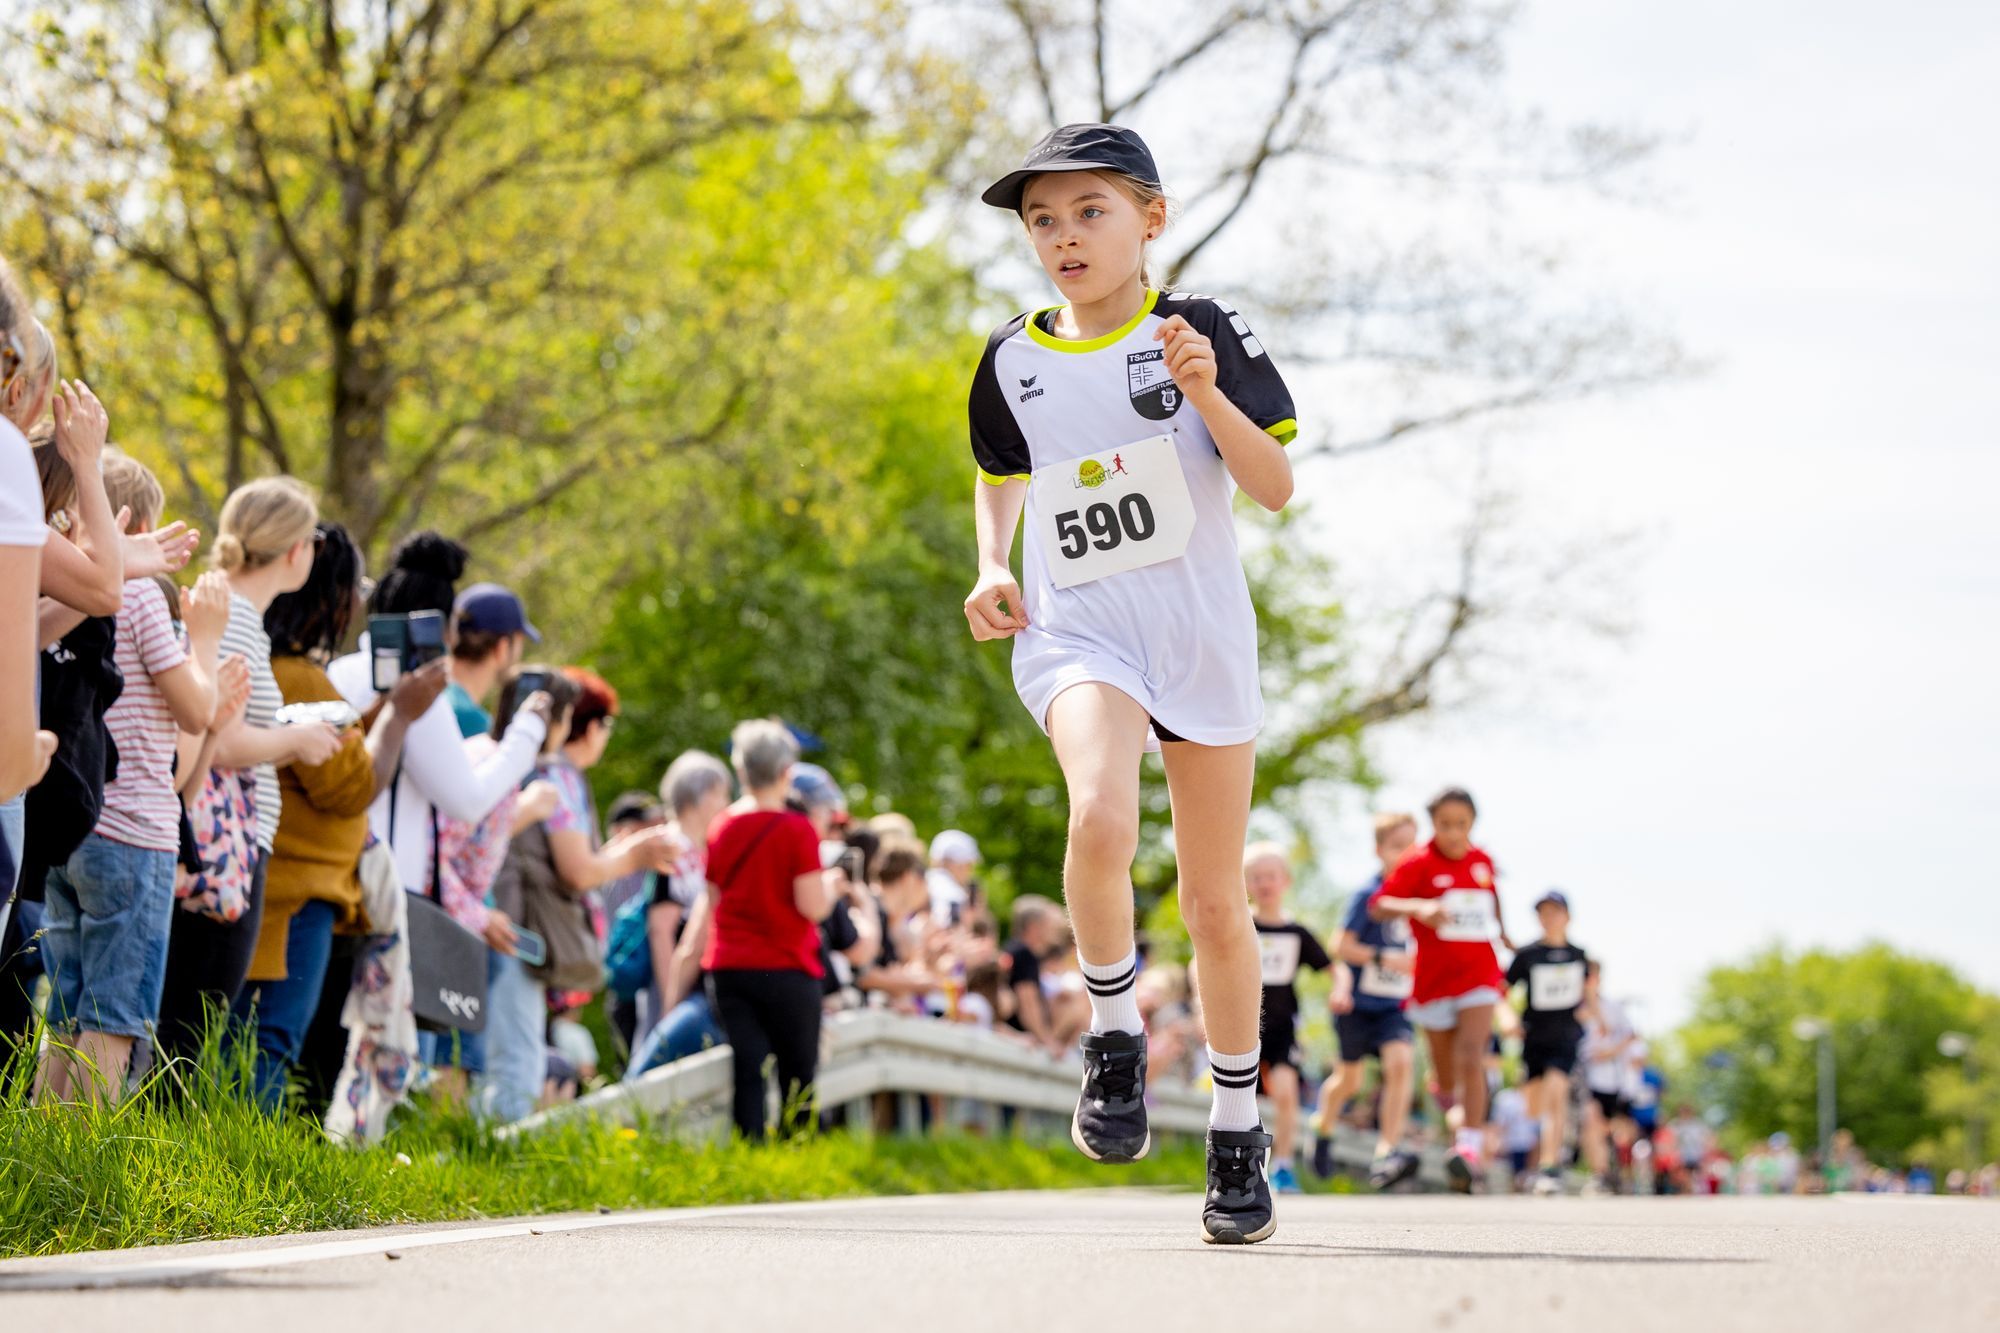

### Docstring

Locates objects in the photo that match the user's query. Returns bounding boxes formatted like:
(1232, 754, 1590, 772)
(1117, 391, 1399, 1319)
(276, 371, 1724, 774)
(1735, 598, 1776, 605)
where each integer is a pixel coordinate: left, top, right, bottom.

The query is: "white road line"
(0, 1192, 988, 1292)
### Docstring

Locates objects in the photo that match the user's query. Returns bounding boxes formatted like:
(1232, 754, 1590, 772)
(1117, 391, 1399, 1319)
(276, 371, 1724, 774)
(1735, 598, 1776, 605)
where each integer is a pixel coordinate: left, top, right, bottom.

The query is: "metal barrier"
(515, 1010, 1447, 1188)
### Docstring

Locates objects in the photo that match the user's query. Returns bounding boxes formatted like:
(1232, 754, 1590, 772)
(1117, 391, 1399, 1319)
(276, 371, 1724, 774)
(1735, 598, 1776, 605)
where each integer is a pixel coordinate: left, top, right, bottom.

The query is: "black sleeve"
(1163, 293, 1298, 444)
(1297, 924, 1332, 973)
(968, 314, 1033, 482)
(1506, 947, 1530, 987)
(1007, 942, 1042, 991)
(821, 898, 860, 953)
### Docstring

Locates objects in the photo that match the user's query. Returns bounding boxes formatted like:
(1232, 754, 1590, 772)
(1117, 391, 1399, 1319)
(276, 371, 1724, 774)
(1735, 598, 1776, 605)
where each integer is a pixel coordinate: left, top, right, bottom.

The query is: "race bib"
(1033, 434, 1197, 589)
(1258, 931, 1303, 986)
(1434, 888, 1498, 943)
(1529, 960, 1586, 1011)
(1358, 949, 1414, 1000)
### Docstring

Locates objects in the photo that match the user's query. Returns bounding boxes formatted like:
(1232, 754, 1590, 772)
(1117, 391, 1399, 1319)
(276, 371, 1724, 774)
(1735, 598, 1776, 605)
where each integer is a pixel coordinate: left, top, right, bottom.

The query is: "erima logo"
(1018, 373, 1044, 403)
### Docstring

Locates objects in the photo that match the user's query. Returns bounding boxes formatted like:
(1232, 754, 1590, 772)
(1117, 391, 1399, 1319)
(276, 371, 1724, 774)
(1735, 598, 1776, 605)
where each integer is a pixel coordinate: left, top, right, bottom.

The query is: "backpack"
(603, 875, 659, 999)
(19, 617, 122, 902)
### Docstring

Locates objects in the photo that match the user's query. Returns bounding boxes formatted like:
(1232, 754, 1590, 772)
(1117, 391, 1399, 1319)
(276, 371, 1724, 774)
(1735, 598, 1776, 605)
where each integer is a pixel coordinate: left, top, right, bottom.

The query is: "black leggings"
(707, 968, 822, 1143)
(156, 853, 268, 1072)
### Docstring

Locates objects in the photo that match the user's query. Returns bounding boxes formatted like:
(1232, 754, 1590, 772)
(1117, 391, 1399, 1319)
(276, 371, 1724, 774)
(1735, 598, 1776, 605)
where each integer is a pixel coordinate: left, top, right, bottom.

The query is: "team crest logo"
(1472, 863, 1492, 887)
(1126, 348, 1181, 421)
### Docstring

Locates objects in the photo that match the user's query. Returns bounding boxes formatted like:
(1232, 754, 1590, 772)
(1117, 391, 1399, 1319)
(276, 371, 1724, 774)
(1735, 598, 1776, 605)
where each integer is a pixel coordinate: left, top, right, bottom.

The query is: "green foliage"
(1672, 942, 1991, 1162)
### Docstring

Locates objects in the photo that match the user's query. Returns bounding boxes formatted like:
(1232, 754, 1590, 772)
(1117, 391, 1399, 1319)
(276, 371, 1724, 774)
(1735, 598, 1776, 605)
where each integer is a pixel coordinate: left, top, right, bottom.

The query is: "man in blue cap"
(447, 582, 542, 739)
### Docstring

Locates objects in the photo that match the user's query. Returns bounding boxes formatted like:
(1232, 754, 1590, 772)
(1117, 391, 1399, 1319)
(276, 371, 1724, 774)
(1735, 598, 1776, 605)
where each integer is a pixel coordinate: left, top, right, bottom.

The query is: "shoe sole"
(1447, 1155, 1477, 1193)
(1201, 1216, 1278, 1245)
(1071, 1114, 1151, 1164)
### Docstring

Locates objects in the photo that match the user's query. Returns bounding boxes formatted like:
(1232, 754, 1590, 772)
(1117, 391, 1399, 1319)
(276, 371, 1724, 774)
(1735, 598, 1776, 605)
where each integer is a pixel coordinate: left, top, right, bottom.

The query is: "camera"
(514, 669, 551, 699)
(368, 611, 447, 692)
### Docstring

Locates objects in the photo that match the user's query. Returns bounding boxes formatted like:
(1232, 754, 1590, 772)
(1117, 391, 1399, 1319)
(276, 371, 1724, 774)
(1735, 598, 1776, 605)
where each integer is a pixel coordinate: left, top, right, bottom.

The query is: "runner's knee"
(1178, 881, 1251, 944)
(1066, 794, 1139, 869)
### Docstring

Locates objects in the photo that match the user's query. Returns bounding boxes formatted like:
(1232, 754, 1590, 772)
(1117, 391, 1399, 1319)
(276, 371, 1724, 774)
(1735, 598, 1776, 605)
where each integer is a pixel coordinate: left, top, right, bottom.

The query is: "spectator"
(153, 479, 338, 1070)
(235, 522, 443, 1111)
(484, 668, 674, 1121)
(700, 719, 836, 1141)
(631, 752, 732, 1048)
(327, 532, 549, 899)
(600, 790, 668, 1046)
(853, 840, 940, 1008)
(33, 446, 230, 1104)
(1002, 894, 1065, 1056)
(927, 829, 980, 927)
(445, 582, 539, 740)
(0, 264, 54, 932)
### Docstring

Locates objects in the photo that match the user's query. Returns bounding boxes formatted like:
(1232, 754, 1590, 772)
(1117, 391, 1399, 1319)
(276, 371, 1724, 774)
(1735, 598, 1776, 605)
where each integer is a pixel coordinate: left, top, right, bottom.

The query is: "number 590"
(1055, 494, 1156, 560)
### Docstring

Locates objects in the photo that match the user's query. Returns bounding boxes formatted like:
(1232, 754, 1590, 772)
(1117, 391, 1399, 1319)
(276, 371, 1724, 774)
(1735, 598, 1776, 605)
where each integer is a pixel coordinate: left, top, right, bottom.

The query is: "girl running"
(1369, 788, 1514, 1191)
(964, 123, 1297, 1244)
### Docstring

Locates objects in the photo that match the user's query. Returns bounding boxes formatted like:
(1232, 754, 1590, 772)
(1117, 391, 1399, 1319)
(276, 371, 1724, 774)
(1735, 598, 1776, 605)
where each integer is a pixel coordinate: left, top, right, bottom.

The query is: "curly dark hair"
(266, 522, 362, 658)
(369, 529, 467, 618)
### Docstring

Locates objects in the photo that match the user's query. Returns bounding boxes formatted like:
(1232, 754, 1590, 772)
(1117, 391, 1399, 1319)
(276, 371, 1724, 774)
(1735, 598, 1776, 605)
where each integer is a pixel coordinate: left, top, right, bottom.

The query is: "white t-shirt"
(1582, 997, 1635, 1095)
(0, 421, 47, 548)
(967, 290, 1298, 750)
(328, 641, 546, 895)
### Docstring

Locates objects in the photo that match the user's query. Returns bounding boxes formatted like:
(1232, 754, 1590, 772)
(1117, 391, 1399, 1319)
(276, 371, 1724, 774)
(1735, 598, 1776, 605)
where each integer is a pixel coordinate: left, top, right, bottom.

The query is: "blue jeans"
(0, 794, 23, 943)
(625, 992, 727, 1081)
(418, 1020, 488, 1074)
(476, 949, 545, 1123)
(41, 834, 177, 1039)
(232, 898, 337, 1112)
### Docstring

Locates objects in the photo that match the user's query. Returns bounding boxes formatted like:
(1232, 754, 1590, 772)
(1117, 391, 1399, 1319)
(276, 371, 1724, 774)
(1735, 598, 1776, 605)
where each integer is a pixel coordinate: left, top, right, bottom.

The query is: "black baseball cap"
(981, 123, 1162, 213)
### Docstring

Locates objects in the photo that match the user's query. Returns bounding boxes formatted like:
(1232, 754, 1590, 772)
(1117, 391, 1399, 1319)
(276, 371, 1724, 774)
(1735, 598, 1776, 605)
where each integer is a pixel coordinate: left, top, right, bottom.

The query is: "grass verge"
(1, 1037, 1247, 1258)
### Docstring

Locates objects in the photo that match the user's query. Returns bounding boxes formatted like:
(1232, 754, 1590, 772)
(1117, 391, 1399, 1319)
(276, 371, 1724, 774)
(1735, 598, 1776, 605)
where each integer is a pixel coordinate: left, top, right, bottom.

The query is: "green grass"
(0, 1033, 1232, 1258)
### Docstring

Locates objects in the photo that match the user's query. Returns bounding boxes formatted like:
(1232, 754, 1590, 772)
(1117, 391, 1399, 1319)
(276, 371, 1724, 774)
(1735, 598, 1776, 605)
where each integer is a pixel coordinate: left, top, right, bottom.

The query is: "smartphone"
(514, 669, 551, 698)
(839, 847, 868, 886)
(513, 927, 547, 968)
(368, 614, 409, 692)
(405, 610, 447, 669)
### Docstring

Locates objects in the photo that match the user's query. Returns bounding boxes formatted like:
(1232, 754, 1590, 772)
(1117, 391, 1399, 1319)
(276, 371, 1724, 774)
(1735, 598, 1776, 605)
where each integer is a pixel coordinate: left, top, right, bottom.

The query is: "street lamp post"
(1939, 1033, 1980, 1172)
(1793, 1017, 1836, 1179)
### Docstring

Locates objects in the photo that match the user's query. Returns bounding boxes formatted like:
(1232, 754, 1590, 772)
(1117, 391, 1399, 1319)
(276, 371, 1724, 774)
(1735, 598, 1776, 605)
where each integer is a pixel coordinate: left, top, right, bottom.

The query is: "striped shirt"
(220, 592, 283, 852)
(96, 578, 190, 851)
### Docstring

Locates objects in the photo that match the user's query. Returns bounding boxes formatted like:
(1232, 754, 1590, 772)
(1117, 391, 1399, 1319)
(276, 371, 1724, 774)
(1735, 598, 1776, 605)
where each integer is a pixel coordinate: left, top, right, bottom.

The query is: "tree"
(1673, 944, 1988, 1163)
(0, 1, 914, 554)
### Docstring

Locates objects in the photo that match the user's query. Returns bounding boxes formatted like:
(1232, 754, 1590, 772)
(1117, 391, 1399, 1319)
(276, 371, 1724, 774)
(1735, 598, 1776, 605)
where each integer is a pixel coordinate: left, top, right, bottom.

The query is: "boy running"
(1245, 842, 1331, 1194)
(1505, 889, 1591, 1195)
(1313, 812, 1421, 1188)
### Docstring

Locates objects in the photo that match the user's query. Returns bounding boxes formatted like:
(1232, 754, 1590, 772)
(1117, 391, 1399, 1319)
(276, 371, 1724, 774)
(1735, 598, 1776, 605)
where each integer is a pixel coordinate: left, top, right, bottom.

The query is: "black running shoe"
(1369, 1148, 1421, 1191)
(1071, 1030, 1150, 1163)
(1310, 1130, 1336, 1180)
(1202, 1127, 1276, 1244)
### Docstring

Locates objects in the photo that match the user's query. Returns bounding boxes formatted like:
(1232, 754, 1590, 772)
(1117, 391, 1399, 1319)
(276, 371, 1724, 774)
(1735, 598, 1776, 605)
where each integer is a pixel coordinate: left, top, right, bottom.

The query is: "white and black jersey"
(967, 289, 1297, 748)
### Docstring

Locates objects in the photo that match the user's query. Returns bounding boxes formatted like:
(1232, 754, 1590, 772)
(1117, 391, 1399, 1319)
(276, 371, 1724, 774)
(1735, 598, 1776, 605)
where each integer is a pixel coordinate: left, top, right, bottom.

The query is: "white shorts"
(1408, 986, 1503, 1032)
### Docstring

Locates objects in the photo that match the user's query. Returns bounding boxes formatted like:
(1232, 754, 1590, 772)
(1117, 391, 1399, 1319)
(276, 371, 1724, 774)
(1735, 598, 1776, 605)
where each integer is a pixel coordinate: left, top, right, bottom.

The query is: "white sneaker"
(1533, 1172, 1563, 1197)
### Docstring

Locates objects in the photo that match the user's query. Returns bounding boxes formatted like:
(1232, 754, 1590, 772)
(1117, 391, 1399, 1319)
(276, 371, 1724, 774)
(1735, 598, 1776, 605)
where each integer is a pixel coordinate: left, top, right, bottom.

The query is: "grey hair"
(730, 719, 799, 792)
(660, 748, 731, 815)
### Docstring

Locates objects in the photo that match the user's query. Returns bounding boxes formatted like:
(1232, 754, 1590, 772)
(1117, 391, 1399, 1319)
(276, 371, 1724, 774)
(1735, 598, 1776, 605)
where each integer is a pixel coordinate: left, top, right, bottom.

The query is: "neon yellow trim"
(1264, 418, 1298, 446)
(1023, 289, 1161, 353)
(978, 468, 1030, 486)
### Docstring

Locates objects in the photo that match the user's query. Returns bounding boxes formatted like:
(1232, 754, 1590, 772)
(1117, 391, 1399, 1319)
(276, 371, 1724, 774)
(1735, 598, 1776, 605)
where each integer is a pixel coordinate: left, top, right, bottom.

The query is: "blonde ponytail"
(213, 476, 318, 572)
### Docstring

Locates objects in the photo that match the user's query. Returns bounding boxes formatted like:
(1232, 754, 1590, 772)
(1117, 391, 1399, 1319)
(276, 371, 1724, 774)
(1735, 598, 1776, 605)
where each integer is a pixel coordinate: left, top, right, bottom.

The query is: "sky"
(1289, 1, 2000, 1033)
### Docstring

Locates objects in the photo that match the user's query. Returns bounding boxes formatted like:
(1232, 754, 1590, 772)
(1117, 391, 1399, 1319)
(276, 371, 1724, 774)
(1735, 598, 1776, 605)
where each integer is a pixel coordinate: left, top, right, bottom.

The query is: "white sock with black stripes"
(1208, 1047, 1263, 1132)
(1080, 949, 1143, 1036)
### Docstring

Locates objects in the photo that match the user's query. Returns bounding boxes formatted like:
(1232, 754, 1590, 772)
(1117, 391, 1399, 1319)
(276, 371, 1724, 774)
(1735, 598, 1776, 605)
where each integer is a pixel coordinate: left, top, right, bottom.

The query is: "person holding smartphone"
(237, 522, 445, 1111)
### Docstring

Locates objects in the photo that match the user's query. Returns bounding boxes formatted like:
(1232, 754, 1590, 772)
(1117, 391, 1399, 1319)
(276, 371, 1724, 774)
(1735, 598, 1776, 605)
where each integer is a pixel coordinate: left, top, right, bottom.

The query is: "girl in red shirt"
(1369, 788, 1513, 1190)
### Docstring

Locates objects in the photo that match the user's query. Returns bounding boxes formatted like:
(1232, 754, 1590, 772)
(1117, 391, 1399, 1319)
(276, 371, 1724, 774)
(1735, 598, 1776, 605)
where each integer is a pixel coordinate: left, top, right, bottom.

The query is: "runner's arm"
(965, 477, 1029, 640)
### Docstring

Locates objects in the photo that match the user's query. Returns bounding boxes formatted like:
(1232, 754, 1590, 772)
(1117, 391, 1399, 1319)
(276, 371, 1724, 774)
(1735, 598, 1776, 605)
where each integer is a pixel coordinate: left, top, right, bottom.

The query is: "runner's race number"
(1434, 888, 1498, 943)
(1034, 434, 1196, 589)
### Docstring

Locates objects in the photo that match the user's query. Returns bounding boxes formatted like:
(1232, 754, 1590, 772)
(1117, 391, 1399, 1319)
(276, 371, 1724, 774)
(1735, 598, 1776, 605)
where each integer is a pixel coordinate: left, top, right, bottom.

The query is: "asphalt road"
(2, 1190, 1996, 1333)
